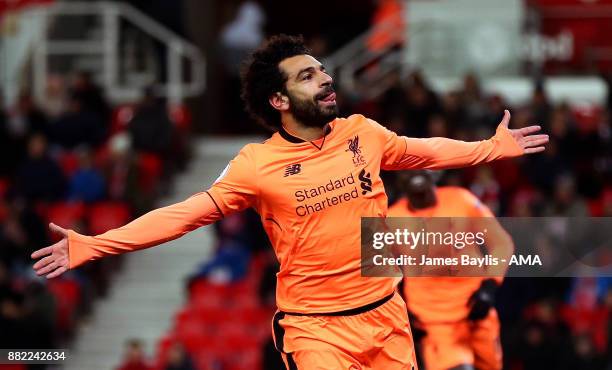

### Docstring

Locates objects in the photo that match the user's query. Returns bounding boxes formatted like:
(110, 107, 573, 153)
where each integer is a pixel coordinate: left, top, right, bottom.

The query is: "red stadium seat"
(179, 333, 218, 354)
(220, 346, 261, 370)
(175, 311, 211, 334)
(154, 334, 176, 366)
(228, 293, 259, 310)
(46, 202, 86, 235)
(93, 144, 111, 170)
(47, 278, 81, 333)
(137, 153, 163, 194)
(230, 279, 256, 296)
(87, 202, 130, 235)
(191, 291, 227, 310)
(0, 179, 9, 222)
(192, 306, 234, 324)
(572, 104, 603, 133)
(587, 198, 603, 216)
(0, 178, 10, 198)
(188, 279, 232, 300)
(241, 306, 274, 327)
(169, 104, 192, 132)
(221, 332, 260, 350)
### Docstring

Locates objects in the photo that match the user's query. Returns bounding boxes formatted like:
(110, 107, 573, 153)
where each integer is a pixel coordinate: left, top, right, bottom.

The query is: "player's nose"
(320, 71, 333, 86)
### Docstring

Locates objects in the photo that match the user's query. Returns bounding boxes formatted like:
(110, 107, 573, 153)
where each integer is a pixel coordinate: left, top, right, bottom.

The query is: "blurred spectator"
(51, 92, 107, 149)
(404, 70, 441, 137)
(518, 300, 573, 370)
(10, 91, 49, 140)
(561, 335, 606, 370)
(478, 94, 507, 139)
(68, 149, 106, 203)
(218, 1, 266, 133)
(0, 196, 48, 272)
(523, 140, 569, 196)
(549, 105, 577, 160)
(164, 342, 195, 370)
(219, 1, 266, 77)
(128, 88, 173, 156)
(72, 71, 111, 124)
(469, 167, 500, 214)
(105, 133, 138, 201)
(426, 114, 449, 138)
(307, 35, 329, 58)
(22, 281, 56, 348)
(509, 188, 542, 217)
(116, 339, 153, 370)
(190, 239, 250, 284)
(43, 74, 68, 119)
(0, 93, 22, 177)
(15, 134, 66, 202)
(0, 281, 56, 350)
(0, 261, 9, 293)
(459, 72, 487, 128)
(544, 174, 589, 217)
(529, 83, 552, 128)
(190, 213, 251, 284)
(380, 72, 407, 130)
(0, 289, 27, 348)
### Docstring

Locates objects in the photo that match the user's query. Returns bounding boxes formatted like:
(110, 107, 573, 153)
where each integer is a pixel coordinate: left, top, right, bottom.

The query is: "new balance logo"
(359, 169, 372, 195)
(284, 163, 301, 177)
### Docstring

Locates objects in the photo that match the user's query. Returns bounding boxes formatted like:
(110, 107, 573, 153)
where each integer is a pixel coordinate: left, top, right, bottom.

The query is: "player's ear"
(269, 92, 289, 112)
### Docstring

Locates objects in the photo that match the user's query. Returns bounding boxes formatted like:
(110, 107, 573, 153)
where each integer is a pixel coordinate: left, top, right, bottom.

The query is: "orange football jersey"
(68, 115, 522, 313)
(388, 187, 511, 322)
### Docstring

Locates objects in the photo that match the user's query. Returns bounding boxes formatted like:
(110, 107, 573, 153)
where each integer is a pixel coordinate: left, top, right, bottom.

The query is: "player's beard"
(287, 89, 338, 128)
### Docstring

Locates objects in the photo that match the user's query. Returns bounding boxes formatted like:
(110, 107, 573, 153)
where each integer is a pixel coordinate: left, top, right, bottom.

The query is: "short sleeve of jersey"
(206, 145, 258, 216)
(363, 118, 409, 170)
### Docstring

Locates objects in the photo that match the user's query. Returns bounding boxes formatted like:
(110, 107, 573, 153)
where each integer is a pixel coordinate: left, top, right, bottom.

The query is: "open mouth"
(318, 91, 337, 105)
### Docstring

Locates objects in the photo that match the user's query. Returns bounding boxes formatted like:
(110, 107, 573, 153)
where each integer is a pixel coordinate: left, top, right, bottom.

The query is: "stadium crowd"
(0, 73, 191, 370)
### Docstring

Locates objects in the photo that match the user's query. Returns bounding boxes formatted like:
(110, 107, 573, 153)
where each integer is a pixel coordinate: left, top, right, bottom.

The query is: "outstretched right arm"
(32, 145, 258, 278)
(32, 193, 223, 277)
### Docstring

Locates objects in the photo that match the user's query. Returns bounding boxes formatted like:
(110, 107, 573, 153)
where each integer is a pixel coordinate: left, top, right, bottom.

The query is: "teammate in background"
(32, 35, 546, 369)
(388, 170, 514, 370)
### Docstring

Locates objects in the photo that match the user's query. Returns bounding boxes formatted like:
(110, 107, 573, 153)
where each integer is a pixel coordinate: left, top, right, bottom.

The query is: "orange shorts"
(271, 292, 417, 370)
(420, 310, 502, 370)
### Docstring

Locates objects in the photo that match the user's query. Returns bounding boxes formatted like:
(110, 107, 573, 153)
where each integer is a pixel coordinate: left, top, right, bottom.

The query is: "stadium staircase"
(65, 137, 258, 370)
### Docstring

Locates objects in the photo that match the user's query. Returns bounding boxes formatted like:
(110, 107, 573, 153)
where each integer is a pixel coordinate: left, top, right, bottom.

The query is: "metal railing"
(31, 1, 205, 105)
(323, 17, 407, 99)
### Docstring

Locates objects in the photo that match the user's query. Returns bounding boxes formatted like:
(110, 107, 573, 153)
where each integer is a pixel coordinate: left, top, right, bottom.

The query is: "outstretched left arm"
(381, 110, 548, 170)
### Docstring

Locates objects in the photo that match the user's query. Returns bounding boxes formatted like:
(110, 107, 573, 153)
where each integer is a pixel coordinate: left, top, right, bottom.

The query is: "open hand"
(500, 109, 549, 154)
(31, 223, 70, 279)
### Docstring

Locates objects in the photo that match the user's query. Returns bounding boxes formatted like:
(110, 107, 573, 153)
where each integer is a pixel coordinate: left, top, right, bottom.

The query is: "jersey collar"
(278, 124, 333, 149)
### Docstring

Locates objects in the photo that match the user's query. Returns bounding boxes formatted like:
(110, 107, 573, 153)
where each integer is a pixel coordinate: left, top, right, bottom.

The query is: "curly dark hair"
(240, 34, 311, 130)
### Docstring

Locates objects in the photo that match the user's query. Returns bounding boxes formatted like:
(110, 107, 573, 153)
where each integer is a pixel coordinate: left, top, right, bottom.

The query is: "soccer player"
(32, 35, 547, 369)
(388, 170, 514, 370)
